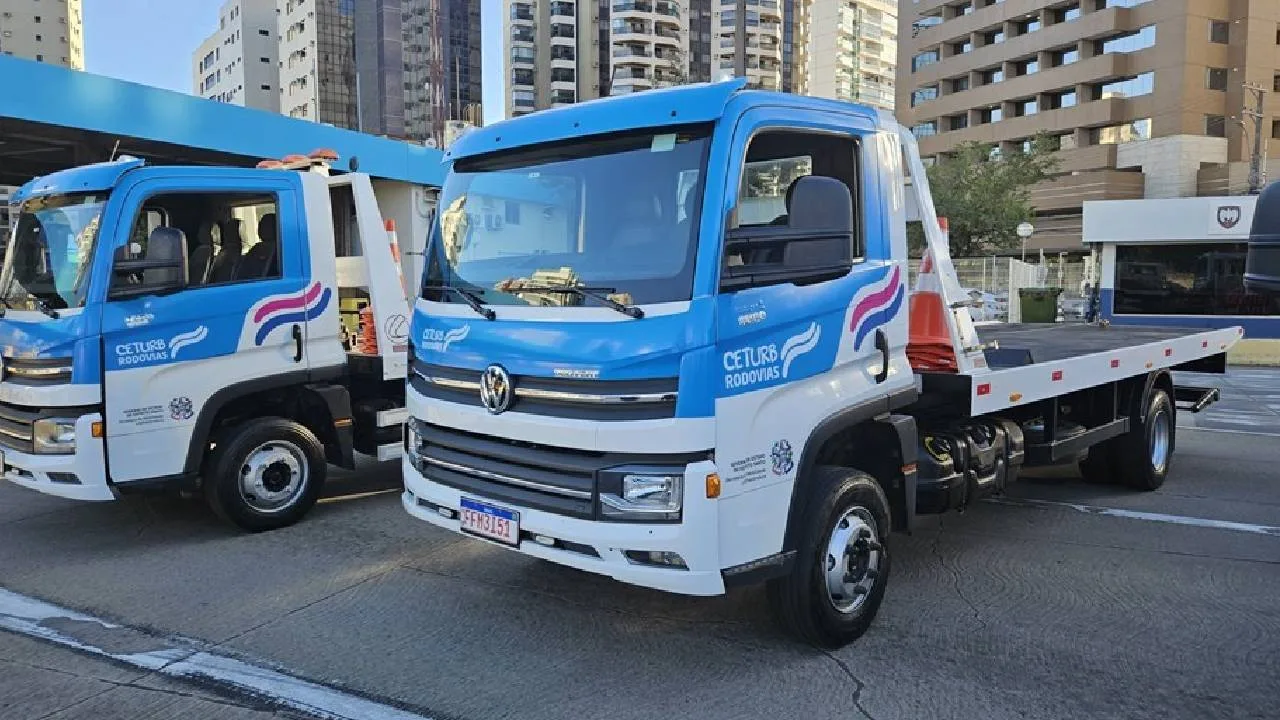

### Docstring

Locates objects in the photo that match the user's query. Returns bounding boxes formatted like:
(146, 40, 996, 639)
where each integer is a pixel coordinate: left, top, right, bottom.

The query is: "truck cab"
(402, 80, 921, 643)
(0, 153, 413, 530)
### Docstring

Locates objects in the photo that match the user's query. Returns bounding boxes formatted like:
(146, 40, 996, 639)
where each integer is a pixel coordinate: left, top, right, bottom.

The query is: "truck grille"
(3, 357, 73, 386)
(411, 360, 677, 421)
(409, 420, 708, 519)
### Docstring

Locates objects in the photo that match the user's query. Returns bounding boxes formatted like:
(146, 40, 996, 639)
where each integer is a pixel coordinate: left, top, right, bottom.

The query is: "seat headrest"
(258, 213, 278, 243)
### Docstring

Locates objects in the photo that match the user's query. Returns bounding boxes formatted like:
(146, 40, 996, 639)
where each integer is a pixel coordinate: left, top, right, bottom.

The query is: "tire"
(766, 466, 891, 649)
(1114, 387, 1175, 491)
(203, 417, 327, 532)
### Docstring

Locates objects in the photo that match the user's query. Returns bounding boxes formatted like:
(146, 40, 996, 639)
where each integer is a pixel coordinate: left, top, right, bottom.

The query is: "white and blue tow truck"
(0, 151, 424, 530)
(401, 79, 1243, 647)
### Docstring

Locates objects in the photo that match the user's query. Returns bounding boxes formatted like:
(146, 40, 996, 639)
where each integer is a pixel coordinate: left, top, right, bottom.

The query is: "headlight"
(599, 466, 684, 521)
(33, 418, 76, 454)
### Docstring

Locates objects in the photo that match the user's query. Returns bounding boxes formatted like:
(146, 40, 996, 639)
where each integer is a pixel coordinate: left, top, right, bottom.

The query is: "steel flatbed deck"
(918, 323, 1244, 416)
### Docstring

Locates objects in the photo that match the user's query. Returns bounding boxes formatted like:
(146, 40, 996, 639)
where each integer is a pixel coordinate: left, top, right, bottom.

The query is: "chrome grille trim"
(417, 371, 677, 405)
(417, 454, 592, 500)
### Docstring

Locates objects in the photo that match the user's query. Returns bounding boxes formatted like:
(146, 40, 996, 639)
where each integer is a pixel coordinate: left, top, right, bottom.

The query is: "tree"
(910, 131, 1061, 258)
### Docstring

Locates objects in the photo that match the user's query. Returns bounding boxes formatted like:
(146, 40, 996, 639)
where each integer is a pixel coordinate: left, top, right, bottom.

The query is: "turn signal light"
(705, 472, 721, 499)
(91, 421, 104, 438)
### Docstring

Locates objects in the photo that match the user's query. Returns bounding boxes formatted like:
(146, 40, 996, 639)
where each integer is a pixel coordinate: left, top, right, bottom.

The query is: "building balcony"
(550, 34, 576, 46)
(612, 1, 654, 18)
(613, 74, 654, 90)
(614, 45, 653, 59)
(910, 6, 1133, 85)
(1031, 170, 1145, 212)
(550, 56, 576, 68)
(906, 52, 1133, 124)
(916, 97, 1131, 156)
(654, 29, 681, 45)
(549, 1, 576, 19)
(612, 23, 652, 40)
(654, 1, 680, 18)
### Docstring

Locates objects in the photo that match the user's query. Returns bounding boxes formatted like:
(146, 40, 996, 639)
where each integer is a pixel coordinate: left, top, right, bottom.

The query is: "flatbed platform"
(918, 323, 1243, 416)
(978, 323, 1212, 365)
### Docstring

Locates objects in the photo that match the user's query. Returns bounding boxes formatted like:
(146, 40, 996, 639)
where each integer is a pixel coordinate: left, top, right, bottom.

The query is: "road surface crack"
(819, 650, 876, 720)
(932, 518, 987, 629)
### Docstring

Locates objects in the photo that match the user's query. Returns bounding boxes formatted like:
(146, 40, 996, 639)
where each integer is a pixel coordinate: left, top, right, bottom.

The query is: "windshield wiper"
(424, 284, 495, 321)
(31, 297, 60, 320)
(510, 284, 644, 319)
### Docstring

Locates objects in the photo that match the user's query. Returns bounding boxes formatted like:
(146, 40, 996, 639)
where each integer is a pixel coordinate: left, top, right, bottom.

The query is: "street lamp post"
(1016, 221, 1034, 264)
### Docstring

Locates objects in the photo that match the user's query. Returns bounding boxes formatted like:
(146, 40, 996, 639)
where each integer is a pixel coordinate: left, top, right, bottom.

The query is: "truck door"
(99, 176, 312, 484)
(712, 109, 913, 515)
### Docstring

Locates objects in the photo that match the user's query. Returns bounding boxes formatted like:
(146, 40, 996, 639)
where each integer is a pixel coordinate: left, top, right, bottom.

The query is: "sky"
(82, 0, 506, 126)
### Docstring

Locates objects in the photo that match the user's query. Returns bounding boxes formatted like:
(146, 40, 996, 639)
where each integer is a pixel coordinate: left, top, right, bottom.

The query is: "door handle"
(291, 324, 304, 363)
(874, 329, 889, 384)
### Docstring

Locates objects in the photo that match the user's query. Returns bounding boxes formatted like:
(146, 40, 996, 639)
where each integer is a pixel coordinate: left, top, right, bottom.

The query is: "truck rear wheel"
(766, 466, 891, 648)
(204, 417, 327, 532)
(1114, 388, 1175, 491)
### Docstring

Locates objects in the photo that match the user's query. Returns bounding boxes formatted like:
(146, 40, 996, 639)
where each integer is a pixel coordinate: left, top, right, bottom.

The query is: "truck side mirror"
(109, 227, 190, 300)
(720, 175, 855, 292)
(1245, 181, 1280, 294)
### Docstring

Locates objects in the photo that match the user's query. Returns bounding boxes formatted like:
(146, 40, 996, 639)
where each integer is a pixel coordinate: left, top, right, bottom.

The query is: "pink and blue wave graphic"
(252, 282, 332, 346)
(849, 266, 905, 350)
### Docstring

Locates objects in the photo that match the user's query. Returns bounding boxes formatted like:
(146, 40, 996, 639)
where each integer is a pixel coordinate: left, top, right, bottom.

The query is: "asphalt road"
(2, 369, 1278, 720)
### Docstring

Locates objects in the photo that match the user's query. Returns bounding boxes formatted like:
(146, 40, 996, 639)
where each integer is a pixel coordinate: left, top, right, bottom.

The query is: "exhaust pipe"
(1245, 181, 1280, 294)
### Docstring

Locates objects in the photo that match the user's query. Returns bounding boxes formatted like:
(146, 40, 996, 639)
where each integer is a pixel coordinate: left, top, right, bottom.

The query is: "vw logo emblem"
(479, 364, 513, 414)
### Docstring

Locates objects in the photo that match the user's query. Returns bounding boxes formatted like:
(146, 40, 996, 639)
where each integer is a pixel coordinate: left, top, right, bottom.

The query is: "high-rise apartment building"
(505, 0, 690, 117)
(278, 0, 481, 146)
(192, 0, 280, 111)
(0, 0, 84, 69)
(805, 0, 896, 110)
(897, 0, 1280, 251)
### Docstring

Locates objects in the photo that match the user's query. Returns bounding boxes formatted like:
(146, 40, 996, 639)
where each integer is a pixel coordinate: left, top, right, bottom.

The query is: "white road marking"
(0, 588, 432, 720)
(1180, 426, 1280, 438)
(988, 497, 1280, 537)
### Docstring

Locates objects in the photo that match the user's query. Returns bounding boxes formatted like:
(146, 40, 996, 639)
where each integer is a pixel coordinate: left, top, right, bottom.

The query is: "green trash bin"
(1018, 287, 1063, 323)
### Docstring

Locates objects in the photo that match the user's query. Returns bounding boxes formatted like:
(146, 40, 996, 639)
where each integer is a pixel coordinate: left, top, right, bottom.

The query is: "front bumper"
(2, 413, 112, 501)
(402, 455, 726, 596)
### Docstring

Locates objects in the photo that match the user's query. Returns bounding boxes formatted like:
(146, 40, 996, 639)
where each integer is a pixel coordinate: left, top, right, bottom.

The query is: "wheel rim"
(238, 440, 308, 514)
(822, 507, 883, 615)
(1150, 410, 1170, 473)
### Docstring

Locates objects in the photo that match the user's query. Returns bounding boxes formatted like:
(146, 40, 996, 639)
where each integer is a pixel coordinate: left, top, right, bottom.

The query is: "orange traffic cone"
(906, 218, 958, 373)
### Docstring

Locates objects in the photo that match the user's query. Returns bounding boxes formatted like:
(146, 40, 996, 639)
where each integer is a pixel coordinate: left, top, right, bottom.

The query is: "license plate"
(459, 497, 520, 547)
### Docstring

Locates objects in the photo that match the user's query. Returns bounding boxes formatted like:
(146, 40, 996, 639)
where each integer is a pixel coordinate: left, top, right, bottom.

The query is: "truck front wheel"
(204, 417, 327, 532)
(766, 466, 891, 648)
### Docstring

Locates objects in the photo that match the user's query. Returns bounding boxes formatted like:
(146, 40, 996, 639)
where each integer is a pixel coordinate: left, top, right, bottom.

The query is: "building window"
(948, 114, 968, 131)
(1015, 98, 1038, 116)
(950, 75, 969, 93)
(912, 86, 939, 106)
(33, 15, 40, 23)
(1051, 47, 1079, 66)
(1097, 26, 1157, 54)
(1014, 58, 1039, 76)
(1273, 120, 1280, 139)
(1206, 67, 1229, 91)
(505, 201, 521, 225)
(1204, 114, 1226, 137)
(912, 50, 940, 72)
(912, 122, 938, 138)
(980, 106, 1002, 124)
(1015, 17, 1040, 35)
(983, 29, 1004, 45)
(259, 29, 270, 37)
(1089, 118, 1151, 145)
(1114, 243, 1279, 317)
(1209, 20, 1229, 44)
(1051, 3, 1080, 23)
(1047, 89, 1077, 109)
(981, 67, 1004, 84)
(1093, 72, 1154, 99)
(951, 39, 972, 55)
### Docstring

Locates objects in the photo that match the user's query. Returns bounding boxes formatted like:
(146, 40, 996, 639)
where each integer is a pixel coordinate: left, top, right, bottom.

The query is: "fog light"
(533, 535, 555, 547)
(437, 506, 455, 519)
(33, 418, 76, 455)
(624, 550, 688, 569)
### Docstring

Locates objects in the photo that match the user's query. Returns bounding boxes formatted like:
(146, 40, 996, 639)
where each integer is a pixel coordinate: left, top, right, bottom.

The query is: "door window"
(730, 130, 862, 267)
(112, 192, 282, 294)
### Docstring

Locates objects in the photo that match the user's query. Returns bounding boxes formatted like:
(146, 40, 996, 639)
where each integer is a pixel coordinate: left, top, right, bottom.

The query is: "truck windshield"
(423, 124, 711, 307)
(0, 192, 107, 311)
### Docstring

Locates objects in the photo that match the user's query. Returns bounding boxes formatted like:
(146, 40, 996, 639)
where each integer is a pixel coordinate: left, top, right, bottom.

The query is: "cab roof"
(445, 78, 890, 164)
(12, 157, 146, 204)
